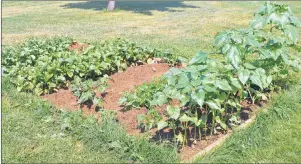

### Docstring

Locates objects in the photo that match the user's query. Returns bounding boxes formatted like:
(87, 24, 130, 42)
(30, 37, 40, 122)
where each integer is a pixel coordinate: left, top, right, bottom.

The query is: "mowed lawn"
(3, 1, 301, 59)
(2, 1, 301, 163)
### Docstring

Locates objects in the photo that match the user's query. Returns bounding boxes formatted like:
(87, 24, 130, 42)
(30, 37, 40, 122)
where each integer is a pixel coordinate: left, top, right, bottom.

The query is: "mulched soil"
(41, 59, 261, 161)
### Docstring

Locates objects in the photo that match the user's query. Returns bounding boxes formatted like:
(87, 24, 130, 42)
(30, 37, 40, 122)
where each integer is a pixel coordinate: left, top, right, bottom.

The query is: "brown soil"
(42, 88, 80, 110)
(102, 63, 170, 110)
(68, 42, 89, 53)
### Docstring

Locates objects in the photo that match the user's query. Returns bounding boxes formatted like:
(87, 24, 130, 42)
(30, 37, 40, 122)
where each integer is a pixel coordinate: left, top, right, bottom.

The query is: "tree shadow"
(60, 1, 199, 15)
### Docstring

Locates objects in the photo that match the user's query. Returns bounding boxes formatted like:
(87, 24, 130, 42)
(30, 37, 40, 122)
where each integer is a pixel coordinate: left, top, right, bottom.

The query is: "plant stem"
(210, 111, 215, 136)
(184, 122, 188, 146)
(172, 122, 176, 143)
(182, 122, 185, 148)
(194, 110, 198, 141)
(247, 86, 255, 104)
(198, 127, 202, 141)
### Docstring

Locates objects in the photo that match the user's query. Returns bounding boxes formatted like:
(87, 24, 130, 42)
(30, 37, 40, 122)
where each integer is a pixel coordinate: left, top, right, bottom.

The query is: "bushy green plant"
(122, 2, 301, 148)
(2, 37, 180, 95)
(71, 76, 108, 109)
(119, 77, 166, 110)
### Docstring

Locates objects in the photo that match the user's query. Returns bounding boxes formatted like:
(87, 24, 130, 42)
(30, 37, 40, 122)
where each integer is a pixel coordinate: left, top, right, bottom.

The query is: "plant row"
(119, 2, 301, 147)
(2, 37, 181, 107)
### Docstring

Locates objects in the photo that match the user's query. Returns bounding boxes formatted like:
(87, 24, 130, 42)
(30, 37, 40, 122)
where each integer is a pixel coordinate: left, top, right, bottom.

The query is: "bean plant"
(121, 2, 301, 148)
(119, 78, 166, 110)
(71, 76, 109, 109)
(2, 37, 180, 108)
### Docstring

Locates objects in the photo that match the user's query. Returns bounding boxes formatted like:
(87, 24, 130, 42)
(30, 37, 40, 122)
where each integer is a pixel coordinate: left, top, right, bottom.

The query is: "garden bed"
(3, 2, 300, 163)
(42, 63, 170, 131)
(41, 62, 261, 161)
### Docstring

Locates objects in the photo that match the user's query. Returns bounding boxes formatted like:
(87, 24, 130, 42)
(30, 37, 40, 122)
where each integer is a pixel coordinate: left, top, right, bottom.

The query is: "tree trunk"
(107, 0, 115, 11)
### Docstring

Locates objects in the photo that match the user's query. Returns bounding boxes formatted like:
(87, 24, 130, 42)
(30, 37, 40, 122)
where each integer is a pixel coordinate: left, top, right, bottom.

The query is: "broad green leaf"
(188, 51, 208, 65)
(67, 71, 73, 78)
(118, 97, 127, 105)
(284, 25, 299, 43)
(150, 92, 167, 106)
(203, 85, 218, 93)
(181, 85, 192, 94)
(215, 79, 232, 91)
(166, 105, 181, 120)
(157, 121, 168, 131)
(214, 32, 228, 48)
(78, 91, 93, 103)
(244, 63, 256, 70)
(206, 100, 221, 110)
(221, 43, 231, 54)
(191, 79, 202, 87)
(266, 75, 273, 87)
(245, 35, 261, 47)
(167, 76, 177, 86)
(191, 90, 206, 106)
(289, 16, 301, 27)
(242, 90, 248, 99)
(227, 99, 236, 107)
(250, 15, 266, 29)
(267, 13, 290, 28)
(267, 74, 273, 84)
(255, 68, 266, 75)
(226, 45, 242, 69)
(250, 75, 263, 89)
(177, 73, 190, 88)
(230, 77, 242, 89)
(191, 117, 201, 126)
(164, 67, 181, 77)
(165, 88, 182, 99)
(179, 95, 190, 106)
(179, 114, 192, 122)
(217, 92, 227, 102)
(238, 69, 250, 85)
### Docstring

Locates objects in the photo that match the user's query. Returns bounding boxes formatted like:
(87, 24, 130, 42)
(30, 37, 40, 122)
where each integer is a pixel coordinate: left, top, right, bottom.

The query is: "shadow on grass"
(60, 1, 199, 15)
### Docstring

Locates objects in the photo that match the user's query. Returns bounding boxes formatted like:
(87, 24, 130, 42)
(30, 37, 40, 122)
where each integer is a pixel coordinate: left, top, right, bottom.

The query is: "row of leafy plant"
(119, 2, 301, 148)
(2, 37, 180, 108)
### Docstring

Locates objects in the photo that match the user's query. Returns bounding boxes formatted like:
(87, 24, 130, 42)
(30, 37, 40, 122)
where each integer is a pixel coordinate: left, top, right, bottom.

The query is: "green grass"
(2, 1, 301, 59)
(2, 77, 179, 163)
(195, 81, 301, 163)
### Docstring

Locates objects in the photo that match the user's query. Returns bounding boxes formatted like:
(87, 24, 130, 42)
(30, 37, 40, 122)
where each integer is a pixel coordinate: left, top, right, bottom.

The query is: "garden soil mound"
(42, 63, 170, 132)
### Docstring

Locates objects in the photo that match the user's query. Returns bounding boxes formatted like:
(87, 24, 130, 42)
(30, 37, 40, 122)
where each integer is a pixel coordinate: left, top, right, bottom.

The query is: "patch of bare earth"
(68, 42, 89, 53)
(42, 63, 170, 126)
